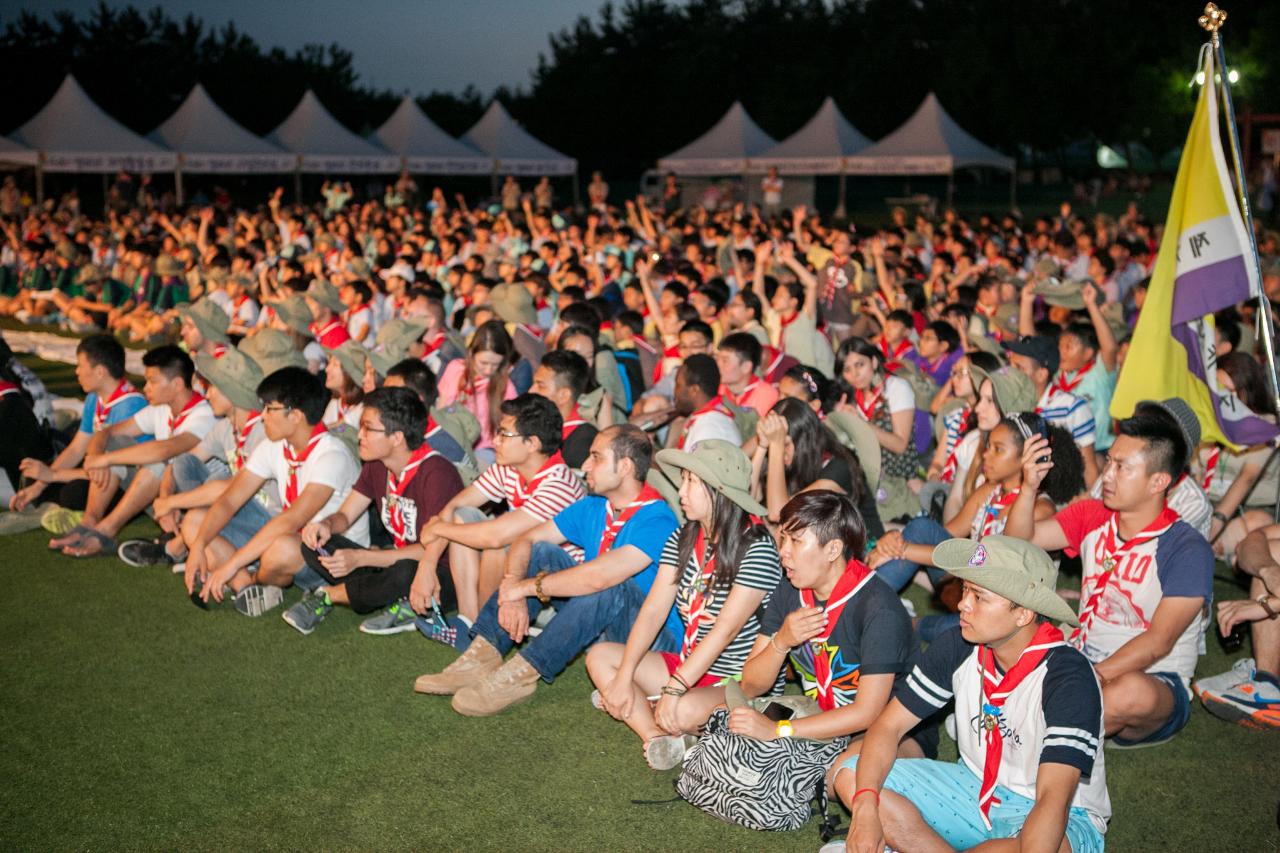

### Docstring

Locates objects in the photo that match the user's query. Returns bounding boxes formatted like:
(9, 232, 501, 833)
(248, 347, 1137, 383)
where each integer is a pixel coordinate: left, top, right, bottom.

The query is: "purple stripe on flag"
(1171, 256, 1252, 325)
(1171, 323, 1280, 446)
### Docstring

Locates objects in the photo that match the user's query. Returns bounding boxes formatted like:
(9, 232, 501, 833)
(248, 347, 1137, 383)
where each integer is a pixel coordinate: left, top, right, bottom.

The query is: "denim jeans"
(171, 453, 269, 551)
(875, 516, 953, 592)
(473, 541, 676, 682)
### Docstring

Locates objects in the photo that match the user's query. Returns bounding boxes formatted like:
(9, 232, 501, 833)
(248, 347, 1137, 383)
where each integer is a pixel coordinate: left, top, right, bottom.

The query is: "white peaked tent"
(0, 136, 37, 167)
(462, 101, 576, 176)
(150, 84, 296, 174)
(374, 98, 491, 175)
(267, 90, 399, 174)
(9, 75, 175, 185)
(750, 97, 872, 175)
(657, 102, 777, 175)
(844, 92, 1015, 205)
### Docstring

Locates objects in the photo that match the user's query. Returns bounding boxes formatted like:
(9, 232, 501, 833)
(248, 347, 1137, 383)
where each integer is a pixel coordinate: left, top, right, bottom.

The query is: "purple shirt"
(905, 347, 963, 386)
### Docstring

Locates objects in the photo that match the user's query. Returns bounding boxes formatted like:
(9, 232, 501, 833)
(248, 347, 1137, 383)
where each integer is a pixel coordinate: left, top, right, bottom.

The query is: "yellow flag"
(1111, 46, 1273, 450)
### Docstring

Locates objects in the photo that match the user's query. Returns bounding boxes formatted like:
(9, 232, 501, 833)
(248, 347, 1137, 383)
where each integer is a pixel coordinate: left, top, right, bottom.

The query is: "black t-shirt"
(562, 422, 598, 470)
(760, 573, 912, 708)
(819, 454, 885, 541)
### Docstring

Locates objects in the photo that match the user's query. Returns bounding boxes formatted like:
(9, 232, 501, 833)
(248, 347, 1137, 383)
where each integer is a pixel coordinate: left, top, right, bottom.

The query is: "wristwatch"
(1258, 593, 1279, 620)
(534, 571, 550, 605)
(775, 719, 794, 738)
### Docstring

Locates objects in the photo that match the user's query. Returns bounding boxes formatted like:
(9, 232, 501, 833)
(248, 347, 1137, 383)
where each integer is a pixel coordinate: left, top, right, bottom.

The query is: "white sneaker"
(233, 584, 284, 617)
(1192, 658, 1255, 699)
(172, 561, 186, 575)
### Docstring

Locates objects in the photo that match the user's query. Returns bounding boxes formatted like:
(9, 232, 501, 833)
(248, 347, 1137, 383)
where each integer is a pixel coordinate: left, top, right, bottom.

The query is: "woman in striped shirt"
(588, 440, 781, 770)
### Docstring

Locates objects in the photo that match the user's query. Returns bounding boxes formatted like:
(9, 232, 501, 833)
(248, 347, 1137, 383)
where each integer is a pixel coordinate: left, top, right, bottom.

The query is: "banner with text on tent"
(1111, 45, 1277, 451)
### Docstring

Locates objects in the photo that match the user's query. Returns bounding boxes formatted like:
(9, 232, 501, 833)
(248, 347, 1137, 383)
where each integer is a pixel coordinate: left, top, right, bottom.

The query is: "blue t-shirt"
(79, 389, 150, 441)
(553, 495, 682, 641)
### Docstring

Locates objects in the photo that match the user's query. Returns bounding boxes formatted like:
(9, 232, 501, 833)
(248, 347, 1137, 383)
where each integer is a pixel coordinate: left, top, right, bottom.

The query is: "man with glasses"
(411, 394, 585, 649)
(283, 387, 464, 635)
(188, 367, 366, 617)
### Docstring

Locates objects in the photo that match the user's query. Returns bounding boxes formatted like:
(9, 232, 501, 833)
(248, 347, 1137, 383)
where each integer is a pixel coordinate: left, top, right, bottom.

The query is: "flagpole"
(1202, 3, 1280, 426)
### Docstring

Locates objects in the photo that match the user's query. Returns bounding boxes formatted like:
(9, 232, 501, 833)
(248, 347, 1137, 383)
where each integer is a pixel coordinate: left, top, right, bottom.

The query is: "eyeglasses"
(263, 404, 293, 414)
(495, 429, 525, 442)
(358, 424, 387, 434)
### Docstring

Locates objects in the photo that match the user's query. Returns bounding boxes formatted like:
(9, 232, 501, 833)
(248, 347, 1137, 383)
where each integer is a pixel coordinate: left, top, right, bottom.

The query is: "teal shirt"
(1060, 360, 1117, 451)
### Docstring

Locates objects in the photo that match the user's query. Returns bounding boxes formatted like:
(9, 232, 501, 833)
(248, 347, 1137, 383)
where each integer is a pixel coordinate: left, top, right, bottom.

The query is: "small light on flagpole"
(1228, 69, 1239, 84)
(1195, 71, 1206, 86)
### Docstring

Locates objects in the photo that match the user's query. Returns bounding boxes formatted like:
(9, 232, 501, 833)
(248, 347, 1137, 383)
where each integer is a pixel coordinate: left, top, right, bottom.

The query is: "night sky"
(0, 0, 618, 94)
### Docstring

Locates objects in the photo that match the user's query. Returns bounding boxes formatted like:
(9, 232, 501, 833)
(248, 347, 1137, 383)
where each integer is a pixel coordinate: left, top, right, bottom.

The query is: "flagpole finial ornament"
(1199, 3, 1227, 34)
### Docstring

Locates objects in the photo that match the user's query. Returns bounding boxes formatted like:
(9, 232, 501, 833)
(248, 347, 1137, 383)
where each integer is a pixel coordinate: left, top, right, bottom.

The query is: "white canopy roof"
(149, 84, 296, 174)
(750, 97, 872, 174)
(462, 102, 575, 176)
(374, 98, 491, 175)
(9, 75, 175, 173)
(0, 135, 37, 166)
(267, 90, 398, 174)
(657, 102, 777, 176)
(844, 93, 1013, 175)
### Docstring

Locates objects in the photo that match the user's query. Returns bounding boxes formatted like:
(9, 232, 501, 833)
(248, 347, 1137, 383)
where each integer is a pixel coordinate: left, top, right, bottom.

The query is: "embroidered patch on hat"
(968, 544, 987, 566)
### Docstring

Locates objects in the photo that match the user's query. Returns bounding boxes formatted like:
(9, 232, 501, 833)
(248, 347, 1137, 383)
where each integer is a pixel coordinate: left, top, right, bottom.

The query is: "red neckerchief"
(778, 309, 800, 330)
(598, 484, 663, 555)
(233, 411, 262, 471)
(423, 414, 441, 441)
(1072, 505, 1181, 644)
(799, 556, 875, 710)
(334, 398, 358, 423)
(977, 622, 1066, 829)
(978, 485, 1019, 538)
(1051, 358, 1095, 396)
(508, 452, 567, 509)
(93, 379, 142, 432)
(311, 319, 351, 348)
(283, 422, 329, 508)
(654, 344, 681, 384)
(0, 380, 19, 399)
(975, 302, 1006, 342)
(720, 379, 762, 410)
(1202, 446, 1221, 491)
(939, 410, 973, 483)
(561, 406, 587, 440)
(421, 331, 446, 358)
(821, 257, 846, 306)
(763, 345, 786, 378)
(519, 323, 544, 339)
(681, 516, 765, 660)
(346, 303, 371, 328)
(853, 386, 883, 421)
(211, 343, 229, 359)
(385, 443, 440, 548)
(879, 338, 912, 373)
(234, 293, 253, 313)
(679, 395, 732, 449)
(167, 393, 206, 434)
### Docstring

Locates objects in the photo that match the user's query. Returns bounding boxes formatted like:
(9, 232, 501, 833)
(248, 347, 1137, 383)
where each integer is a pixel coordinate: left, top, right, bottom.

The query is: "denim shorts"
(838, 756, 1105, 853)
(1109, 671, 1192, 747)
(219, 496, 275, 551)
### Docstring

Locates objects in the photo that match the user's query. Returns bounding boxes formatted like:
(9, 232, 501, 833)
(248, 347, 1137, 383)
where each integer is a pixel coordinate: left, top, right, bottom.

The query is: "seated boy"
(190, 367, 366, 616)
(289, 387, 463, 635)
(836, 536, 1109, 853)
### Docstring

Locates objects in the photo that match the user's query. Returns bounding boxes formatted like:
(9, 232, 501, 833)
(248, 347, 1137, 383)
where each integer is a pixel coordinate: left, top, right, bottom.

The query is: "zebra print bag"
(676, 708, 849, 833)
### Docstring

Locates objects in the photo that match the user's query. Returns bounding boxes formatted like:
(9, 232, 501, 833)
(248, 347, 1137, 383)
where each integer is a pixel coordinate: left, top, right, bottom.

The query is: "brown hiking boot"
(413, 636, 502, 695)
(450, 654, 541, 716)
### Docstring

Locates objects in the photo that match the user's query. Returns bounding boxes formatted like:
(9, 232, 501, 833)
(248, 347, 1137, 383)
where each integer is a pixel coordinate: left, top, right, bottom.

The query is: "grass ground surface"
(5, 352, 1278, 852)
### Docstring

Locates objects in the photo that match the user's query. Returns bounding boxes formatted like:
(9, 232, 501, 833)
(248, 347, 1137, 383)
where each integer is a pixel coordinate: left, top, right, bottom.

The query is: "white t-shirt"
(244, 431, 369, 544)
(196, 417, 281, 513)
(132, 398, 217, 442)
(323, 399, 364, 429)
(882, 374, 916, 414)
(682, 409, 742, 449)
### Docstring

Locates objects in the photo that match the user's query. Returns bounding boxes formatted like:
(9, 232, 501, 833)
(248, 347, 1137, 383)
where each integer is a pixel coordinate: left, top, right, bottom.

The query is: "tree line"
(2, 0, 1277, 179)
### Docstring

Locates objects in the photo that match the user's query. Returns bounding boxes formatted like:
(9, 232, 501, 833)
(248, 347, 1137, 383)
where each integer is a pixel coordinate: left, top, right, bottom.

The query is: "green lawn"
(5, 350, 1278, 851)
(0, 518, 1274, 851)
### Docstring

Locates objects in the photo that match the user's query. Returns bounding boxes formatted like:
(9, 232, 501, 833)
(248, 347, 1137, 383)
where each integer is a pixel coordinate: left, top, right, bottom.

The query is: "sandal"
(49, 524, 92, 551)
(62, 528, 117, 559)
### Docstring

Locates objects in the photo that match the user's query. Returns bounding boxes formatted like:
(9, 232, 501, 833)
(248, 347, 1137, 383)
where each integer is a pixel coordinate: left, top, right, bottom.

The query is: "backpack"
(676, 707, 848, 835)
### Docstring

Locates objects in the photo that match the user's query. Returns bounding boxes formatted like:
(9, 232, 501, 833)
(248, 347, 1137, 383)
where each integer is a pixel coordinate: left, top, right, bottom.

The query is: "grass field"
(3, 354, 1278, 851)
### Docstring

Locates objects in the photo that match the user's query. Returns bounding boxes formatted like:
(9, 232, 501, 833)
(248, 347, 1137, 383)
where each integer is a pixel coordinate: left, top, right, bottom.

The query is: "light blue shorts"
(839, 756, 1105, 853)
